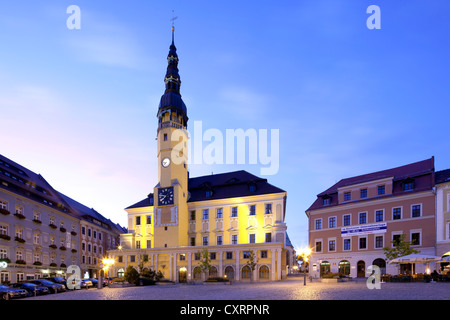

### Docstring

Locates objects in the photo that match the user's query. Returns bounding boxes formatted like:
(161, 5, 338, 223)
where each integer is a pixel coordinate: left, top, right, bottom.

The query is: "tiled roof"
(126, 170, 286, 209)
(0, 153, 74, 217)
(436, 169, 450, 184)
(0, 153, 126, 233)
(307, 157, 435, 212)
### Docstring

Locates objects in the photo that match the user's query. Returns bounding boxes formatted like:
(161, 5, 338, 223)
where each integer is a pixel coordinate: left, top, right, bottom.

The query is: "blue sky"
(1, 1, 449, 250)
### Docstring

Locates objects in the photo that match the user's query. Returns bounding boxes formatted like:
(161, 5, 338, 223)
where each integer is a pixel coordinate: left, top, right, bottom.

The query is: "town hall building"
(107, 29, 294, 282)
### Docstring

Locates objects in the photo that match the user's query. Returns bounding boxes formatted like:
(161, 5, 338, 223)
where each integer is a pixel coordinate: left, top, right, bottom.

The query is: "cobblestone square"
(21, 277, 449, 301)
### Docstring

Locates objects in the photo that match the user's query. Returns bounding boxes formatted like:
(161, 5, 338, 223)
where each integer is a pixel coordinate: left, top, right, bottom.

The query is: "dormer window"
(322, 196, 331, 206)
(403, 179, 415, 191)
(249, 183, 256, 192)
(205, 190, 213, 198)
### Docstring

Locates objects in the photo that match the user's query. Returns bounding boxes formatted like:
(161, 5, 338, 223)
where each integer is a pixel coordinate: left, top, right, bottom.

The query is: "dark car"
(47, 276, 67, 287)
(10, 282, 50, 296)
(0, 284, 28, 300)
(30, 279, 66, 293)
(89, 278, 107, 287)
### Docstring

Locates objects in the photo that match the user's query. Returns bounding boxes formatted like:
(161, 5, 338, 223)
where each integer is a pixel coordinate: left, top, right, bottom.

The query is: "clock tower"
(153, 27, 189, 247)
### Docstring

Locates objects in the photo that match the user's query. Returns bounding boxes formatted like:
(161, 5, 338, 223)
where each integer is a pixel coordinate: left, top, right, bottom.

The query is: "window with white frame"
(411, 204, 421, 218)
(0, 225, 8, 235)
(315, 218, 322, 230)
(0, 200, 7, 210)
(411, 230, 421, 246)
(33, 233, 40, 245)
(328, 239, 336, 252)
(0, 248, 7, 259)
(329, 217, 336, 228)
(343, 238, 351, 251)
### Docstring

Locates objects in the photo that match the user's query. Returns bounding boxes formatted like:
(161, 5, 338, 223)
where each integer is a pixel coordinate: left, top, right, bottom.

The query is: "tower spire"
(171, 10, 177, 46)
(157, 14, 188, 129)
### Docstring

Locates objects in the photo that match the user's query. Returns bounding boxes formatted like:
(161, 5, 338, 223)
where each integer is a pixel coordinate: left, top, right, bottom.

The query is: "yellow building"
(107, 30, 292, 282)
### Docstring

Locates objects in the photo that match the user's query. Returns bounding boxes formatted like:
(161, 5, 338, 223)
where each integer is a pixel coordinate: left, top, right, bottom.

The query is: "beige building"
(435, 169, 450, 266)
(306, 158, 436, 278)
(0, 154, 125, 283)
(0, 155, 80, 283)
(107, 30, 293, 282)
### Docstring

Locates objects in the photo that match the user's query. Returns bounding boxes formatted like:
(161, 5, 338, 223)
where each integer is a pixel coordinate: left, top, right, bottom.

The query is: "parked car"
(10, 282, 50, 297)
(47, 276, 67, 287)
(89, 278, 107, 287)
(0, 284, 28, 300)
(81, 279, 93, 289)
(30, 279, 66, 293)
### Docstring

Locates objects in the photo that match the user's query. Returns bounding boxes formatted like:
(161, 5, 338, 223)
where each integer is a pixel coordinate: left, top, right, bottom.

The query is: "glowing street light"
(297, 247, 312, 286)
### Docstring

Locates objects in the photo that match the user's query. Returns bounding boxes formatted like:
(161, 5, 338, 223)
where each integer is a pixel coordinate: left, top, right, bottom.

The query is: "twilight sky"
(1, 0, 449, 250)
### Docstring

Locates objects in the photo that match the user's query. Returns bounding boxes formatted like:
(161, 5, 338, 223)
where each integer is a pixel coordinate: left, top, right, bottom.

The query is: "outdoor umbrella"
(436, 255, 450, 263)
(389, 253, 440, 274)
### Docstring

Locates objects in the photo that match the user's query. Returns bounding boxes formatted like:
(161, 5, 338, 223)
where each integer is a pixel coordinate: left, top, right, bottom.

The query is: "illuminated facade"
(108, 30, 293, 282)
(306, 158, 436, 278)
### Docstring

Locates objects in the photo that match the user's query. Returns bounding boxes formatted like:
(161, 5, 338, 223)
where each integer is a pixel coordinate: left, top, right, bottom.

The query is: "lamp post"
(297, 248, 312, 286)
(101, 258, 115, 288)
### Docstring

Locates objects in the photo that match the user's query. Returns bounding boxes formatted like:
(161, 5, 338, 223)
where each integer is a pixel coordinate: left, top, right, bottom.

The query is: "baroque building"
(108, 29, 293, 282)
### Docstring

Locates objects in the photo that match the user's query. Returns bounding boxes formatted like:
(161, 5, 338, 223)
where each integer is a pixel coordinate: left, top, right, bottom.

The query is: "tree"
(246, 251, 258, 282)
(124, 266, 140, 285)
(197, 249, 212, 280)
(383, 234, 420, 262)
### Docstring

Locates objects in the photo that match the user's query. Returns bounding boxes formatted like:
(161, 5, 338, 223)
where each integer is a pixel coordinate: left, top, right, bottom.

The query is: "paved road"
(21, 277, 449, 300)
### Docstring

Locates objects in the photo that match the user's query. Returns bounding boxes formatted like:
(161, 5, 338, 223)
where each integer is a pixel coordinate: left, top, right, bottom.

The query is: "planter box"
(14, 213, 26, 220)
(0, 209, 11, 216)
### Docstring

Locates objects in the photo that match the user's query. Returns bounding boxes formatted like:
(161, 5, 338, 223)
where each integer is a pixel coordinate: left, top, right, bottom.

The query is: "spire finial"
(170, 10, 178, 44)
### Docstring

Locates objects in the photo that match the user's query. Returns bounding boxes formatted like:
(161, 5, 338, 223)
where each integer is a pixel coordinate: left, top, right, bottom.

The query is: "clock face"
(161, 157, 171, 168)
(158, 187, 174, 206)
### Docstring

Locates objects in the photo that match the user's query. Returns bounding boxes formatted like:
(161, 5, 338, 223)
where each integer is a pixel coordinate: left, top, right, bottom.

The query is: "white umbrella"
(436, 255, 450, 263)
(389, 253, 440, 264)
(389, 253, 440, 274)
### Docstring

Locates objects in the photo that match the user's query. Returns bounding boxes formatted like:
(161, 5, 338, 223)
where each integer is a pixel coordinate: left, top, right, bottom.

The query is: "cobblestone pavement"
(21, 277, 449, 300)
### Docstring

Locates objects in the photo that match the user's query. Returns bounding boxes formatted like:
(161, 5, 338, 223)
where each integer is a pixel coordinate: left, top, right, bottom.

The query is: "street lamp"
(297, 248, 312, 286)
(101, 258, 115, 287)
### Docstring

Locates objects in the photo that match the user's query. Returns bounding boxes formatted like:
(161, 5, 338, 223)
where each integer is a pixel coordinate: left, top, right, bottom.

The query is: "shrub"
(205, 277, 229, 282)
(124, 266, 140, 285)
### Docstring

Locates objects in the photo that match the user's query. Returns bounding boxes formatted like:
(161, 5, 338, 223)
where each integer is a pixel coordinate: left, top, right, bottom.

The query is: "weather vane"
(171, 10, 178, 31)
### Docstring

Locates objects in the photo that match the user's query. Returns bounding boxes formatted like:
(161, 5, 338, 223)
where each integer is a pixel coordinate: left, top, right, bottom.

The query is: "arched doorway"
(259, 265, 270, 280)
(357, 260, 365, 278)
(178, 267, 187, 283)
(208, 266, 218, 279)
(372, 258, 386, 274)
(320, 261, 330, 277)
(193, 266, 202, 281)
(224, 266, 234, 281)
(117, 268, 124, 278)
(241, 265, 252, 281)
(338, 260, 350, 276)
